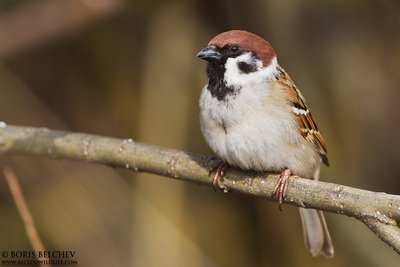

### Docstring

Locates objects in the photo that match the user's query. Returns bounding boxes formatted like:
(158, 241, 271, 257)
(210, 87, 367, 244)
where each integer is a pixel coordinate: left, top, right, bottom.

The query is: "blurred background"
(0, 0, 399, 266)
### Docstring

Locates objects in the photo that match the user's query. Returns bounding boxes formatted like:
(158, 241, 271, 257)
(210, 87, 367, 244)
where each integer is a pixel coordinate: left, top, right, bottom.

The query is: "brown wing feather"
(276, 66, 329, 166)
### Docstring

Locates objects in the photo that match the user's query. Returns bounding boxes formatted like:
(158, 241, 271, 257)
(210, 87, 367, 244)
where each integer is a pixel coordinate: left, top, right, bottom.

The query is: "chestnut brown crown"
(208, 30, 276, 67)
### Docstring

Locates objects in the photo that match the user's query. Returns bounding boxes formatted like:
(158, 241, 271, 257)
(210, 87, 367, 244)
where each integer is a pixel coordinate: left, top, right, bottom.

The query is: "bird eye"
(230, 45, 239, 53)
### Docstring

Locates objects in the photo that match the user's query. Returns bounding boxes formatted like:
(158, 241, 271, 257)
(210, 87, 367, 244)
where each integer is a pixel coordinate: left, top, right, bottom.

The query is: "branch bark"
(1, 124, 399, 254)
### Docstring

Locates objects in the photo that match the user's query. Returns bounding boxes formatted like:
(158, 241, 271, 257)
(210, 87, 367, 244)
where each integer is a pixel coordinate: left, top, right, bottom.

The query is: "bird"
(196, 30, 334, 257)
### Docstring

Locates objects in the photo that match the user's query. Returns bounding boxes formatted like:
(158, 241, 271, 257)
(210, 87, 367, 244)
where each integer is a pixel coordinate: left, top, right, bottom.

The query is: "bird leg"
(272, 168, 292, 210)
(210, 162, 229, 193)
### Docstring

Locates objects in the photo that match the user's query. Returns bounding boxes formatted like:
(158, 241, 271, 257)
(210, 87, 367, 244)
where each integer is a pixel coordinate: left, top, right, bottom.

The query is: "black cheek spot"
(237, 61, 258, 74)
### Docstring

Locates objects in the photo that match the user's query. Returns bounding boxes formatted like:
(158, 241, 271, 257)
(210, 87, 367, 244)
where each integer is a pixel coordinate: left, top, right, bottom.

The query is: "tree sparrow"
(196, 30, 334, 257)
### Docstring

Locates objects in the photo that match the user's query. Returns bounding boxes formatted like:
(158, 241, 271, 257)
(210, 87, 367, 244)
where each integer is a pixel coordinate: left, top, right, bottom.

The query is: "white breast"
(199, 59, 320, 178)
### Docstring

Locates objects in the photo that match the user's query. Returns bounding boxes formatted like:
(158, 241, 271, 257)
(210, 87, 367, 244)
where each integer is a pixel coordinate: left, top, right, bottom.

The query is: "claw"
(272, 169, 292, 210)
(211, 162, 229, 193)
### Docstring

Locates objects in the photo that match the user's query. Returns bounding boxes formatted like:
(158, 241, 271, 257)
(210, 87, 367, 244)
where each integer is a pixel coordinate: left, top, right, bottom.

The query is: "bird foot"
(210, 162, 229, 193)
(272, 168, 292, 210)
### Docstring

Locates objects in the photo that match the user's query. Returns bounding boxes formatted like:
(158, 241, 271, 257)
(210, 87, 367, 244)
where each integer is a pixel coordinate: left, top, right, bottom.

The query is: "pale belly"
(200, 106, 320, 178)
(199, 86, 320, 179)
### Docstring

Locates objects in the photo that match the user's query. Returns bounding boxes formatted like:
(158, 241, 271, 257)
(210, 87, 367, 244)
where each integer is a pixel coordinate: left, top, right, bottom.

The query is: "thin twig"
(0, 124, 399, 254)
(3, 166, 51, 267)
(362, 217, 400, 254)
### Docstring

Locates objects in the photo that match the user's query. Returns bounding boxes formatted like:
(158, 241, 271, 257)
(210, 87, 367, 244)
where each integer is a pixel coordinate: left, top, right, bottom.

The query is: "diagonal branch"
(0, 124, 399, 254)
(0, 0, 124, 58)
(362, 217, 400, 254)
(3, 166, 51, 267)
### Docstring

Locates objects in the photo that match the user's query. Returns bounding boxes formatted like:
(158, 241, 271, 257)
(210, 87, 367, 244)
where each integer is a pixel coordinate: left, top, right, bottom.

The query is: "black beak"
(196, 46, 221, 61)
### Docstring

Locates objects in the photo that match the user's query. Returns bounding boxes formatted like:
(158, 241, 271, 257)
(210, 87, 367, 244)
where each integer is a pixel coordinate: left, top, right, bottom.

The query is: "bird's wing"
(275, 66, 329, 166)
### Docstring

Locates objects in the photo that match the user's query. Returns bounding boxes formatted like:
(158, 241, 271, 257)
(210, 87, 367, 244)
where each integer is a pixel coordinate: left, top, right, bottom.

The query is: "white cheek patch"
(224, 55, 278, 88)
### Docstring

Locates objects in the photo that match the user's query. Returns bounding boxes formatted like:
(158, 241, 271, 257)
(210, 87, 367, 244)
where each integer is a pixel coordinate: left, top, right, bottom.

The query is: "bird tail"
(298, 165, 334, 257)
